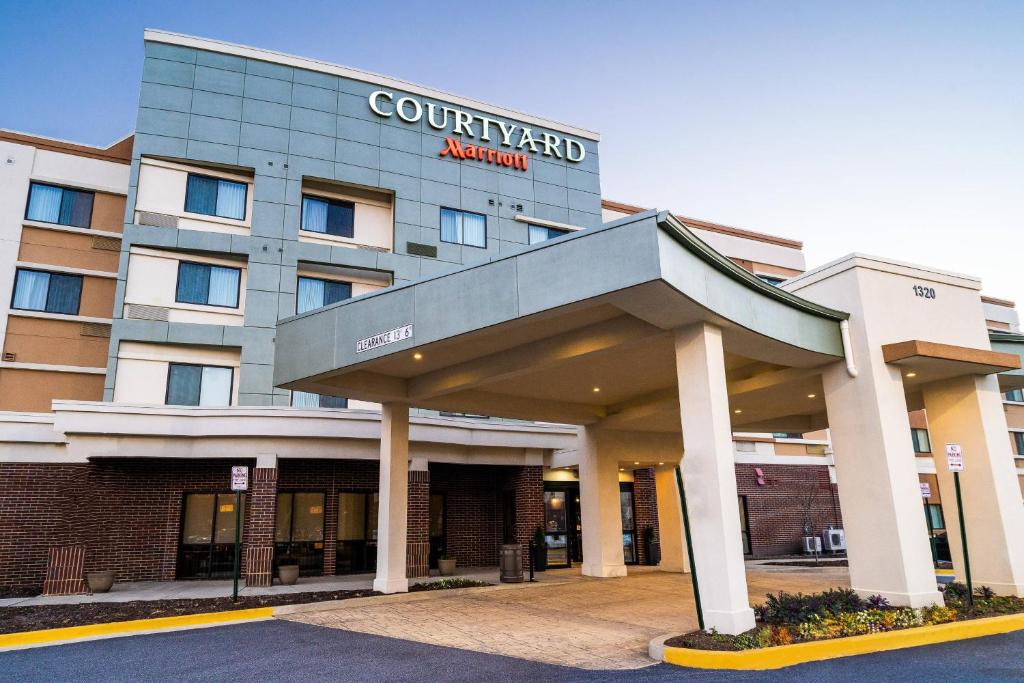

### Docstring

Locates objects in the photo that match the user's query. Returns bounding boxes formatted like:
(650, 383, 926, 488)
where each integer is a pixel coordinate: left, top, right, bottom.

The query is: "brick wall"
(632, 468, 660, 565)
(735, 463, 842, 557)
(243, 467, 278, 586)
(407, 470, 430, 577)
(429, 464, 503, 568)
(512, 466, 544, 570)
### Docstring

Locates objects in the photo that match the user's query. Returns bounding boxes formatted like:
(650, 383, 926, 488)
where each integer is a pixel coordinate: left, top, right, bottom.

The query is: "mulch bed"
(664, 630, 748, 651)
(761, 560, 849, 567)
(0, 589, 379, 635)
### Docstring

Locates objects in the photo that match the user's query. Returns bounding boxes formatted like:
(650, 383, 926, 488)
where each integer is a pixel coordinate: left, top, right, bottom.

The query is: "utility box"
(499, 544, 524, 583)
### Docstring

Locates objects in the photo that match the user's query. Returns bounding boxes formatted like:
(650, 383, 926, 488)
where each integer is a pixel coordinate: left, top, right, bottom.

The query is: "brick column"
(407, 468, 430, 578)
(512, 465, 544, 570)
(43, 466, 89, 595)
(243, 467, 278, 587)
(633, 468, 660, 565)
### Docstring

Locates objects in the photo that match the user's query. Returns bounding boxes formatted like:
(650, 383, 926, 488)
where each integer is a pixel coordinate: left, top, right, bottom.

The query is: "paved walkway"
(280, 564, 851, 670)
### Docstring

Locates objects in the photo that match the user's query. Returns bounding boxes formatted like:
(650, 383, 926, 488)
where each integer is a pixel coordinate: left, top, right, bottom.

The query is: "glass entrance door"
(178, 492, 244, 579)
(544, 486, 582, 567)
(336, 491, 378, 574)
(620, 483, 638, 565)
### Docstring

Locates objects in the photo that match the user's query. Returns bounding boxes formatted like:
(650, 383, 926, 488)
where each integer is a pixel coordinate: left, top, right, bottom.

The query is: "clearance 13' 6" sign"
(368, 90, 586, 172)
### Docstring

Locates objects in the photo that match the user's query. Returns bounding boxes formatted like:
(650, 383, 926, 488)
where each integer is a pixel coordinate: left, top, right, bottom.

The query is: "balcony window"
(11, 268, 82, 315)
(440, 208, 486, 248)
(166, 363, 233, 406)
(911, 428, 932, 453)
(292, 391, 348, 408)
(184, 174, 247, 220)
(301, 195, 354, 237)
(528, 224, 570, 245)
(296, 276, 352, 314)
(25, 182, 94, 228)
(176, 262, 241, 308)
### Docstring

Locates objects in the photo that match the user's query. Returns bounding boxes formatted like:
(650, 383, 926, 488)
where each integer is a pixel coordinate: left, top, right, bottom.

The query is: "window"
(911, 428, 932, 453)
(440, 208, 486, 248)
(11, 268, 82, 315)
(772, 432, 803, 439)
(738, 496, 752, 555)
(1007, 389, 1024, 402)
(275, 492, 326, 575)
(184, 174, 247, 220)
(25, 182, 94, 228)
(175, 262, 241, 308)
(296, 276, 352, 314)
(292, 391, 348, 409)
(165, 363, 233, 406)
(528, 224, 569, 245)
(301, 195, 354, 237)
(1014, 432, 1024, 457)
(756, 274, 786, 287)
(924, 503, 945, 531)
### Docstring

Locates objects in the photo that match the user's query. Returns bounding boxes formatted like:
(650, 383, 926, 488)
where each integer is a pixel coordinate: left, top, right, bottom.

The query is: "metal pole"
(953, 471, 973, 605)
(232, 489, 242, 603)
(528, 539, 536, 582)
(675, 466, 704, 631)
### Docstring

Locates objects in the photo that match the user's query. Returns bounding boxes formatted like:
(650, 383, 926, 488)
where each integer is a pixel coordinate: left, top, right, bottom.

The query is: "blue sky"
(3, 1, 1022, 304)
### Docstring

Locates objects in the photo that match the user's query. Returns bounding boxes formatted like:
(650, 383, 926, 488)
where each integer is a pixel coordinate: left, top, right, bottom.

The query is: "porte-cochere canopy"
(274, 211, 850, 432)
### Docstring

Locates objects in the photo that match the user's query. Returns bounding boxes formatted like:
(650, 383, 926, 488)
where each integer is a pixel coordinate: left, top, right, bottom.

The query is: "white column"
(373, 402, 410, 594)
(579, 425, 628, 578)
(654, 466, 690, 573)
(924, 375, 1024, 595)
(822, 361, 942, 607)
(675, 323, 755, 634)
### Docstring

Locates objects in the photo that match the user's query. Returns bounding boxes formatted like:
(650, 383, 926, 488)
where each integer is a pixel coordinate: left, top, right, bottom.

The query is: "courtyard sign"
(368, 90, 586, 166)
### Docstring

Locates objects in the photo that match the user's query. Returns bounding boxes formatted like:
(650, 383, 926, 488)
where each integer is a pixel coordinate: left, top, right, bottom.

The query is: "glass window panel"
(301, 197, 328, 233)
(326, 200, 355, 237)
(185, 175, 219, 216)
(368, 493, 379, 541)
(166, 364, 202, 406)
(546, 534, 568, 566)
(26, 183, 62, 223)
(199, 366, 232, 406)
(319, 394, 348, 408)
(177, 262, 211, 305)
(291, 493, 325, 542)
(275, 493, 294, 543)
(622, 533, 635, 564)
(1007, 389, 1024, 402)
(215, 180, 246, 220)
(181, 494, 215, 544)
(45, 273, 82, 315)
(620, 490, 635, 531)
(207, 266, 240, 307)
(297, 276, 326, 314)
(440, 208, 461, 244)
(528, 225, 548, 245)
(429, 495, 444, 537)
(59, 189, 94, 228)
(926, 504, 945, 530)
(544, 491, 567, 533)
(214, 493, 244, 544)
(338, 493, 366, 541)
(291, 390, 320, 408)
(323, 281, 352, 307)
(462, 212, 486, 247)
(1014, 432, 1024, 456)
(12, 270, 50, 311)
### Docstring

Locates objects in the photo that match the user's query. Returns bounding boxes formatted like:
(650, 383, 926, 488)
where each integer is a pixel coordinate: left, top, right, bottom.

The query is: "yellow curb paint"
(0, 607, 274, 650)
(935, 569, 955, 576)
(663, 613, 1024, 671)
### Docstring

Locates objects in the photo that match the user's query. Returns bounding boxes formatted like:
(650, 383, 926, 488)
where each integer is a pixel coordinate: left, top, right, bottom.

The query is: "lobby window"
(1006, 389, 1024, 402)
(184, 173, 247, 220)
(25, 182, 94, 228)
(911, 428, 932, 453)
(1014, 432, 1024, 458)
(301, 195, 354, 237)
(528, 224, 569, 245)
(11, 268, 82, 315)
(275, 492, 325, 575)
(440, 208, 486, 248)
(175, 262, 241, 308)
(297, 276, 352, 314)
(165, 363, 233, 407)
(292, 391, 348, 409)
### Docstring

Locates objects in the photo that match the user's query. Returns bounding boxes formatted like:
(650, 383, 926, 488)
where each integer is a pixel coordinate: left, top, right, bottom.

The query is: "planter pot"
(532, 545, 548, 572)
(646, 540, 661, 566)
(86, 570, 115, 594)
(278, 564, 300, 586)
(437, 559, 456, 576)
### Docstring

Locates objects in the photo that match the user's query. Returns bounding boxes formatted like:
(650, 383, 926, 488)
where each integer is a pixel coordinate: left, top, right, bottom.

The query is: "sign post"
(230, 465, 249, 603)
(945, 443, 972, 604)
(675, 466, 704, 631)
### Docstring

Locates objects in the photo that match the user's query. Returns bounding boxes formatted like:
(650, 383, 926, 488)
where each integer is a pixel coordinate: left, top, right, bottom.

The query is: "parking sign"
(945, 444, 964, 472)
(231, 465, 249, 491)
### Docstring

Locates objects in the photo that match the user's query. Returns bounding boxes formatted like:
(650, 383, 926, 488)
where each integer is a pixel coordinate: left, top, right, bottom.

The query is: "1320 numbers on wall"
(912, 285, 936, 299)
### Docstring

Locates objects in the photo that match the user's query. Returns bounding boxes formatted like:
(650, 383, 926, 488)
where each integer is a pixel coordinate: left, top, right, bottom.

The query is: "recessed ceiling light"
(592, 386, 601, 393)
(619, 467, 624, 471)
(633, 461, 640, 465)
(658, 462, 665, 466)
(807, 394, 816, 399)
(906, 372, 917, 378)
(734, 409, 742, 414)
(413, 352, 423, 360)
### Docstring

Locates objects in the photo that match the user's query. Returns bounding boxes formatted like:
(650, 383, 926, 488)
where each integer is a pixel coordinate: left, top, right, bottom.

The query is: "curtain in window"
(297, 277, 325, 314)
(26, 184, 62, 223)
(199, 366, 233, 406)
(59, 189, 94, 228)
(440, 208, 461, 244)
(185, 175, 218, 216)
(46, 274, 82, 315)
(177, 263, 210, 305)
(12, 270, 49, 310)
(291, 390, 320, 408)
(528, 225, 547, 245)
(462, 212, 486, 247)
(216, 180, 246, 220)
(167, 364, 202, 406)
(302, 197, 328, 233)
(323, 281, 352, 307)
(207, 266, 240, 307)
(319, 394, 348, 408)
(326, 201, 355, 237)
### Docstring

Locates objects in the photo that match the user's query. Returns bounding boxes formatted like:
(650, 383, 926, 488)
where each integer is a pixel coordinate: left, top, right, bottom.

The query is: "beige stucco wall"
(125, 246, 247, 325)
(113, 341, 240, 405)
(135, 158, 253, 235)
(297, 183, 393, 252)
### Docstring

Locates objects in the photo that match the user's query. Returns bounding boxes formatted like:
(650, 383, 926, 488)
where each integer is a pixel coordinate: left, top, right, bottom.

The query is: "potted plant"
(642, 526, 660, 566)
(437, 553, 456, 576)
(277, 554, 300, 586)
(532, 526, 548, 572)
(86, 569, 115, 593)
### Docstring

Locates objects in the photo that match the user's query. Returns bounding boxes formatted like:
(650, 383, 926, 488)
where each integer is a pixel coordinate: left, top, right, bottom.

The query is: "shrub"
(943, 582, 970, 606)
(921, 605, 958, 624)
(867, 594, 891, 609)
(975, 586, 996, 599)
(409, 578, 489, 591)
(758, 588, 866, 625)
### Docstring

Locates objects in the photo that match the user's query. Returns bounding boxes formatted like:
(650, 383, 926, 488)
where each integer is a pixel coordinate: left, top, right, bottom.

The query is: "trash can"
(499, 543, 524, 583)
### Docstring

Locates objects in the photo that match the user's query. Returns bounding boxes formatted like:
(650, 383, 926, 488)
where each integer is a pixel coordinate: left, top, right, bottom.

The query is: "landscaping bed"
(665, 583, 1024, 651)
(761, 560, 849, 568)
(409, 578, 490, 591)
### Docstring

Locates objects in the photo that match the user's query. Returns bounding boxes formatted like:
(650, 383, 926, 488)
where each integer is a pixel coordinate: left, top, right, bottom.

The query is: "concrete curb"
(0, 607, 274, 652)
(654, 613, 1024, 670)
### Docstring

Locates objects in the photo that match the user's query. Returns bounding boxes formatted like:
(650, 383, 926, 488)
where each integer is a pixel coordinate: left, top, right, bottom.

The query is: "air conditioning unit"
(822, 527, 846, 552)
(802, 536, 822, 554)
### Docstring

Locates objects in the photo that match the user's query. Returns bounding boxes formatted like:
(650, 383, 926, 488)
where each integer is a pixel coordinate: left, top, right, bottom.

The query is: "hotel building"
(1, 31, 1023, 633)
